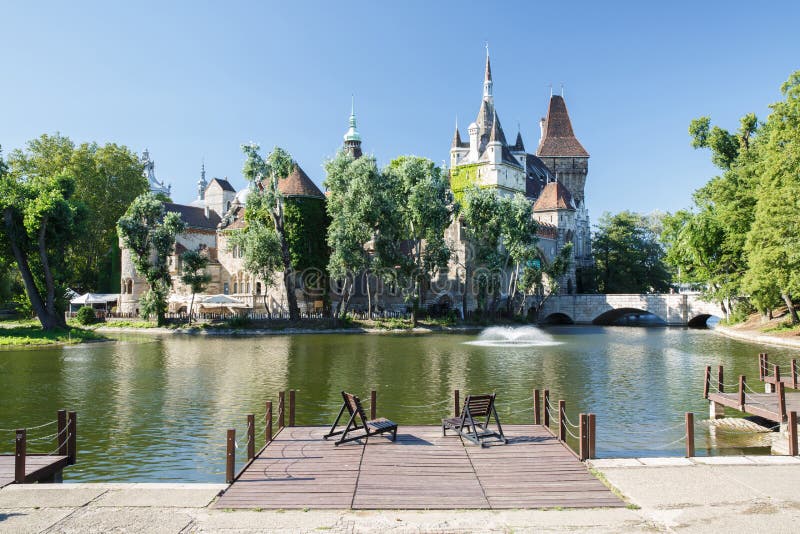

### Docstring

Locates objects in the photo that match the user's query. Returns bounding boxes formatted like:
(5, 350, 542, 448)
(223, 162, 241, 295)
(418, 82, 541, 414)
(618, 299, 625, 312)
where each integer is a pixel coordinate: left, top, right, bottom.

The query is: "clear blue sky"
(2, 1, 798, 219)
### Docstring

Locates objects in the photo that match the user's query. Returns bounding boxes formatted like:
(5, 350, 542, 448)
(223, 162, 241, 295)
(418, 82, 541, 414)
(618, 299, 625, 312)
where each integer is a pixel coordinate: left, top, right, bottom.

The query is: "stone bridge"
(539, 293, 721, 326)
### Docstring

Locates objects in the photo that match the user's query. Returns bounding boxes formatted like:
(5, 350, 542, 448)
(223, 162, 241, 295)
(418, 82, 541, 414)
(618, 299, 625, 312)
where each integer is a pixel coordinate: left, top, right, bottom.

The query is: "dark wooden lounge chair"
(323, 391, 398, 446)
(442, 393, 507, 447)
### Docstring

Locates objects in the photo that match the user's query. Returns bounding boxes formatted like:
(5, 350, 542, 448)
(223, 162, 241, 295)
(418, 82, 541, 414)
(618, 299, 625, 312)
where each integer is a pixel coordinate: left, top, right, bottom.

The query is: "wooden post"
(788, 411, 798, 456)
(454, 389, 460, 418)
(278, 391, 285, 428)
(544, 389, 550, 427)
(778, 382, 787, 422)
(246, 414, 255, 461)
(57, 410, 68, 456)
(774, 364, 781, 385)
(558, 400, 566, 442)
(792, 359, 798, 390)
(685, 412, 695, 458)
(738, 375, 746, 408)
(717, 365, 724, 393)
(265, 401, 273, 443)
(15, 429, 26, 484)
(533, 389, 541, 425)
(370, 390, 376, 420)
(67, 411, 77, 465)
(759, 353, 766, 381)
(703, 366, 711, 399)
(225, 429, 235, 484)
(289, 390, 296, 427)
(579, 413, 588, 461)
(588, 413, 597, 459)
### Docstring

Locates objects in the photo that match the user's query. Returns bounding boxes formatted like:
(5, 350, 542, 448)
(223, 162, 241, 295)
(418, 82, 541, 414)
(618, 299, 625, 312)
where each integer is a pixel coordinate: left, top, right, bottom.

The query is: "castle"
(119, 52, 591, 316)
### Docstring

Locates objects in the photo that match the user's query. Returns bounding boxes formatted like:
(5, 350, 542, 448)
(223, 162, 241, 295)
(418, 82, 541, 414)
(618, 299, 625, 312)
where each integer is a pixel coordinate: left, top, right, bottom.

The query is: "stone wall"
(540, 294, 721, 325)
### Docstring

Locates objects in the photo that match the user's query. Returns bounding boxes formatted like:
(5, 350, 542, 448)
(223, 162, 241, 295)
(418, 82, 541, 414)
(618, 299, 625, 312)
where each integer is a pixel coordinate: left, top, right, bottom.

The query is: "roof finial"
(344, 94, 361, 144)
(549, 83, 553, 98)
(561, 83, 564, 97)
(483, 44, 493, 100)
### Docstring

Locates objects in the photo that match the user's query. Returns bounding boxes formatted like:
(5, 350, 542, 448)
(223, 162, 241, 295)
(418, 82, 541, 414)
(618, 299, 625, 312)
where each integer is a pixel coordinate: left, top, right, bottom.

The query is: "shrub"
(75, 306, 97, 325)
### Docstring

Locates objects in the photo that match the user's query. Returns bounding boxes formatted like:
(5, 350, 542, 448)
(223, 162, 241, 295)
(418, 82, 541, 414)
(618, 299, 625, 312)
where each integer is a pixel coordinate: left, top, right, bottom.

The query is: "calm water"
(0, 326, 796, 482)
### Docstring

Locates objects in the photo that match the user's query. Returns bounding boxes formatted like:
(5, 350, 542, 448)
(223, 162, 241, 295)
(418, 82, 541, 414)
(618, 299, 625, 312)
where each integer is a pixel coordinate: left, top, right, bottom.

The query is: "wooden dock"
(0, 454, 69, 488)
(215, 425, 624, 510)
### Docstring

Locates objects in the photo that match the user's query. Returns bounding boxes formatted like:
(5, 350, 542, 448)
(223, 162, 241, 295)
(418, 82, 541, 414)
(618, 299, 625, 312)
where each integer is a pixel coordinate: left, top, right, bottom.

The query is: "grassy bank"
(0, 323, 107, 347)
(720, 305, 800, 339)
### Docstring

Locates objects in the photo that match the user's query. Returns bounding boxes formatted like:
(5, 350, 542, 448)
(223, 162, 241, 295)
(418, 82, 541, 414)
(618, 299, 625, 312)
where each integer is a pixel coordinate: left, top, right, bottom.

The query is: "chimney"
(539, 117, 546, 142)
(204, 204, 210, 219)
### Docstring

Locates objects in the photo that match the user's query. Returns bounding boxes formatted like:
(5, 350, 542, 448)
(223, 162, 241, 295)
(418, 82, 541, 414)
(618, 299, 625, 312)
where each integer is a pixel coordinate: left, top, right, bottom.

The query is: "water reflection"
(0, 327, 794, 481)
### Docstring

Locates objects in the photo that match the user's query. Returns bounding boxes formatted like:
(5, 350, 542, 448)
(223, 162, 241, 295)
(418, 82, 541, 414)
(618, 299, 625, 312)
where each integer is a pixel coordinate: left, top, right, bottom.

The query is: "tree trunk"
(462, 263, 471, 322)
(782, 293, 799, 324)
(4, 209, 62, 330)
(37, 220, 66, 328)
(188, 293, 195, 325)
(274, 219, 299, 321)
(365, 271, 372, 320)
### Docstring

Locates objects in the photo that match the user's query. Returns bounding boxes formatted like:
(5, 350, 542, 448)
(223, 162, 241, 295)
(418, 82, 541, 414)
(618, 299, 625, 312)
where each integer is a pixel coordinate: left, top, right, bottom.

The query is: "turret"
(536, 94, 589, 204)
(343, 96, 362, 159)
(487, 111, 502, 165)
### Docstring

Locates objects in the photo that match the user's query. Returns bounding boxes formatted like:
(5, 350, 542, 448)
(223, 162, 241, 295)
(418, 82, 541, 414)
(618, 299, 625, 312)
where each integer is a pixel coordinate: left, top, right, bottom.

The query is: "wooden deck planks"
(708, 391, 800, 422)
(215, 425, 624, 510)
(0, 454, 69, 488)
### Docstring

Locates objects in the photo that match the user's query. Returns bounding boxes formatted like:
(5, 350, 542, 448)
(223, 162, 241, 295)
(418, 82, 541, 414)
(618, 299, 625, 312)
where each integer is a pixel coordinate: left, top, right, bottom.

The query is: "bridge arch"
(592, 307, 667, 326)
(687, 313, 721, 328)
(541, 312, 574, 325)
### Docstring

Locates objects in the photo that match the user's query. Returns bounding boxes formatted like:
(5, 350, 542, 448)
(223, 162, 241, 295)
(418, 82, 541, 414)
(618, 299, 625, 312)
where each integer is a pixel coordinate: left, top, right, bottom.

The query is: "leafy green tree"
(179, 249, 211, 324)
(520, 242, 573, 319)
(227, 222, 282, 315)
(458, 187, 504, 315)
(498, 193, 540, 315)
(8, 134, 147, 292)
(324, 151, 392, 316)
(117, 193, 185, 325)
(743, 72, 800, 323)
(241, 145, 300, 320)
(0, 143, 85, 330)
(384, 156, 452, 324)
(592, 211, 671, 294)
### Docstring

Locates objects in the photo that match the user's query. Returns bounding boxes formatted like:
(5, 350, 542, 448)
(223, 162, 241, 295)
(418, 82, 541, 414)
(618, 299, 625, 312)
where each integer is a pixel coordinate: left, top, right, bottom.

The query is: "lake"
(0, 326, 795, 482)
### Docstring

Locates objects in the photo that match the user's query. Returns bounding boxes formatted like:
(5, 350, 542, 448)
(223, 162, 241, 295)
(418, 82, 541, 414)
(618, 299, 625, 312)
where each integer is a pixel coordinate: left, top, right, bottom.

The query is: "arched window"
(233, 282, 238, 294)
(126, 280, 133, 294)
(256, 282, 262, 295)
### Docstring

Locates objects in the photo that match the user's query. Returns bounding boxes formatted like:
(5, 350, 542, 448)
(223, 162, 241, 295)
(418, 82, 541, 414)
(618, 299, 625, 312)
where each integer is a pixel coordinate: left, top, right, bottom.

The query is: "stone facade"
(540, 293, 721, 325)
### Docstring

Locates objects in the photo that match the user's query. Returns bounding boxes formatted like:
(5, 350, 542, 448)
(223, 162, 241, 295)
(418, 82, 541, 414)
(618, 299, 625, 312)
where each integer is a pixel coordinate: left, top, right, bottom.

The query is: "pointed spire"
(483, 44, 493, 101)
(514, 130, 525, 151)
(198, 161, 207, 200)
(489, 110, 501, 143)
(343, 94, 361, 143)
(451, 117, 462, 148)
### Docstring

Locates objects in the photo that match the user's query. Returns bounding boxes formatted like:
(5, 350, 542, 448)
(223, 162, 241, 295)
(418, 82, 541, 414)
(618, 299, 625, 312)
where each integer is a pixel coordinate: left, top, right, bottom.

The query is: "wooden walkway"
(0, 454, 69, 488)
(215, 425, 623, 510)
(708, 391, 800, 423)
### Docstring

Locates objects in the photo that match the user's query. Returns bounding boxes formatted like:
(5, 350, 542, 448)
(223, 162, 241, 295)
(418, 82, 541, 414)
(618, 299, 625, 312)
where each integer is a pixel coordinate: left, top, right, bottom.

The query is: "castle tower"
(536, 95, 589, 204)
(343, 96, 362, 159)
(536, 94, 591, 270)
(198, 162, 207, 200)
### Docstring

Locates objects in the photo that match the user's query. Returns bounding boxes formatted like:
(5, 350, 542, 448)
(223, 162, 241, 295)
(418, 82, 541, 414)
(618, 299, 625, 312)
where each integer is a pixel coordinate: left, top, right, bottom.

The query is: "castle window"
(256, 282, 262, 295)
(223, 282, 229, 295)
(233, 282, 238, 294)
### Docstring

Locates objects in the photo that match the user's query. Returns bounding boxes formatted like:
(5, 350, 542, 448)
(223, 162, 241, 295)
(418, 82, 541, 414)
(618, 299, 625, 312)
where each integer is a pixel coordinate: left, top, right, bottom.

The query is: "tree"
(241, 145, 300, 320)
(227, 222, 282, 315)
(498, 193, 540, 315)
(520, 242, 573, 319)
(0, 144, 85, 330)
(592, 211, 671, 294)
(180, 249, 210, 324)
(324, 150, 398, 317)
(117, 193, 185, 326)
(384, 156, 452, 324)
(8, 134, 147, 292)
(458, 187, 504, 315)
(743, 72, 800, 324)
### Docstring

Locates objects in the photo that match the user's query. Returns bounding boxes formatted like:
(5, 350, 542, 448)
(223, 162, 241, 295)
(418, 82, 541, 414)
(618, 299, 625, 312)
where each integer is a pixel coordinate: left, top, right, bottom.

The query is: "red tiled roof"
(536, 95, 589, 157)
(276, 164, 325, 198)
(533, 181, 576, 211)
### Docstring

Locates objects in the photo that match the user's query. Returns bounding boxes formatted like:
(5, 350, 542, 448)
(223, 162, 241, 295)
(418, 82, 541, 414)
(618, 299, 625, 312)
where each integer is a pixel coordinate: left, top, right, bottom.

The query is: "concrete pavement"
(0, 459, 799, 532)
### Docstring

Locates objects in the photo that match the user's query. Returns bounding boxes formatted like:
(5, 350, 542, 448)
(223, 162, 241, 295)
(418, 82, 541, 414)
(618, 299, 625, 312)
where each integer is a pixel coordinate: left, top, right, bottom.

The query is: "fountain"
(464, 326, 562, 348)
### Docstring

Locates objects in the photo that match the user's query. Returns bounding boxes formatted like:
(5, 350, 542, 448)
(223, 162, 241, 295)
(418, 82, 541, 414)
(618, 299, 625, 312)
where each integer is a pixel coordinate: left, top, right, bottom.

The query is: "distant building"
(448, 51, 592, 297)
(141, 149, 172, 196)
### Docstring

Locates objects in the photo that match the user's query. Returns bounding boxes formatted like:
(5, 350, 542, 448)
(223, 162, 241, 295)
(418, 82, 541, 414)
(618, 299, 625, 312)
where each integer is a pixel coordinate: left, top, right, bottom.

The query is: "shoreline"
(96, 324, 485, 337)
(712, 323, 800, 350)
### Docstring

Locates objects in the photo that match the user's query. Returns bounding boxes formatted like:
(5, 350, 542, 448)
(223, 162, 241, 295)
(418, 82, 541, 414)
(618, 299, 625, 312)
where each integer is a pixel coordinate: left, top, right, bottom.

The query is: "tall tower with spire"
(448, 48, 525, 198)
(343, 96, 363, 159)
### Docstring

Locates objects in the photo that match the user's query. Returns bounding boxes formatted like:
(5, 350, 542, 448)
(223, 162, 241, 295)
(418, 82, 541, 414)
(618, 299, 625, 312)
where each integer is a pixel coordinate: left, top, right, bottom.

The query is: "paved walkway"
(1, 459, 800, 532)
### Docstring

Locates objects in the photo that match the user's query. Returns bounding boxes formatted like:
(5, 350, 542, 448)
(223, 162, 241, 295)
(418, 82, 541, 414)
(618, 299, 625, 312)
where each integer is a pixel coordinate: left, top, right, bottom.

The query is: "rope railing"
(11, 410, 76, 484)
